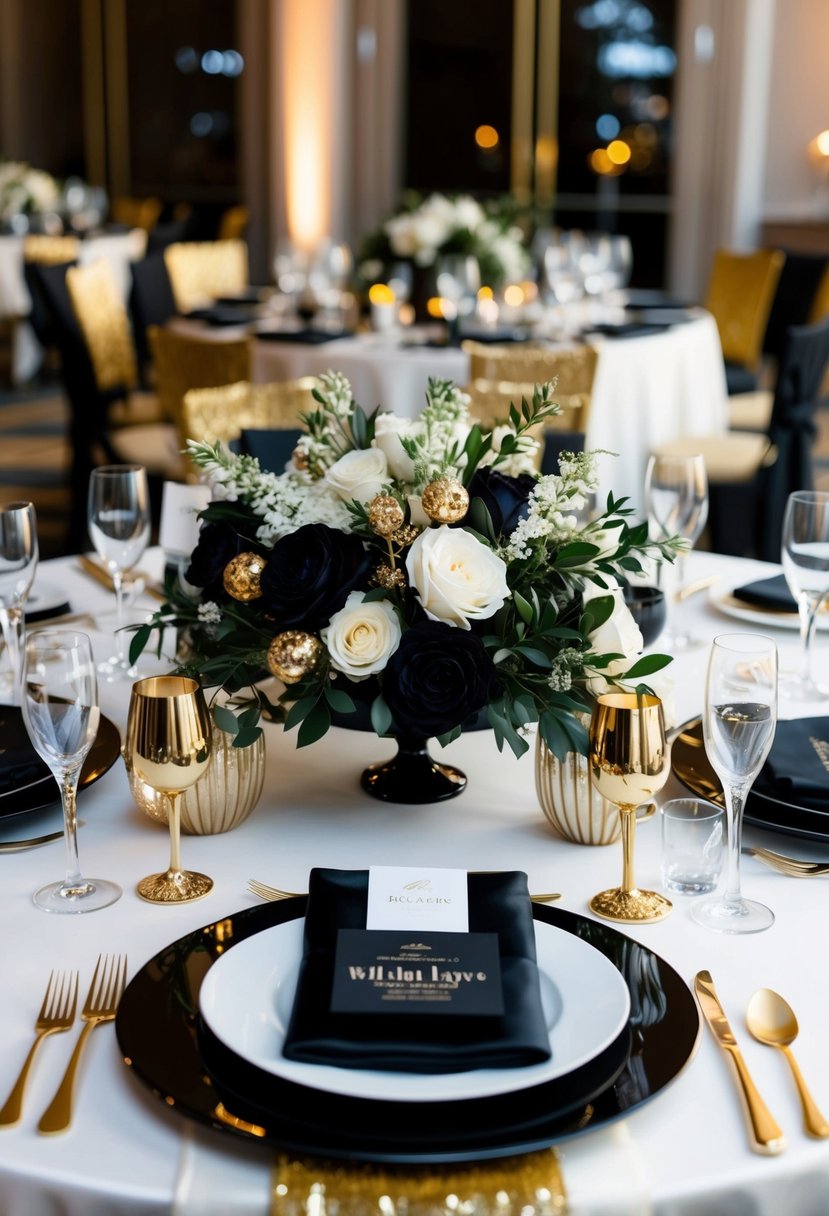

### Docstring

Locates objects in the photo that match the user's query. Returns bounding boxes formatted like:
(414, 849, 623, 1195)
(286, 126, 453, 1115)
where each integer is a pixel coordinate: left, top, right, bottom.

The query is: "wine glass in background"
(780, 490, 829, 701)
(272, 241, 309, 320)
(124, 675, 213, 904)
(0, 501, 38, 706)
(691, 633, 777, 934)
(308, 239, 354, 330)
(602, 235, 633, 296)
(644, 453, 709, 649)
(436, 254, 480, 341)
(541, 240, 585, 333)
(388, 261, 413, 311)
(87, 465, 150, 682)
(587, 691, 672, 924)
(23, 630, 121, 913)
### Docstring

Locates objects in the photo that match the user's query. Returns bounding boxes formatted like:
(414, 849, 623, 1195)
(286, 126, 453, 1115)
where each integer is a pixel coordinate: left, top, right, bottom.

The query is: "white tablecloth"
(1, 549, 828, 1215)
(0, 229, 147, 383)
(249, 313, 727, 514)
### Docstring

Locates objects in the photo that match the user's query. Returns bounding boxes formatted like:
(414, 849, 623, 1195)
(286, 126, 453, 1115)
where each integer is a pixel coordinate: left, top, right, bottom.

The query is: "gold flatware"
(741, 846, 829, 878)
(0, 821, 85, 853)
(746, 988, 829, 1139)
(676, 574, 719, 603)
(247, 879, 562, 904)
(694, 969, 786, 1155)
(38, 955, 127, 1135)
(76, 554, 164, 602)
(0, 971, 78, 1127)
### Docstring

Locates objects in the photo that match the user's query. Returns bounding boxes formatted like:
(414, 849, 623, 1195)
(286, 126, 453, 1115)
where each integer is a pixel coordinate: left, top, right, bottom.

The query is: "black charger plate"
(115, 899, 700, 1165)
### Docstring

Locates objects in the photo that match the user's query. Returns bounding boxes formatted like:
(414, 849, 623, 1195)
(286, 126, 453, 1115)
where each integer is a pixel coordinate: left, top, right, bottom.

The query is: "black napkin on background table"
(282, 868, 551, 1074)
(623, 290, 693, 310)
(256, 328, 352, 344)
(732, 574, 797, 612)
(587, 321, 672, 339)
(753, 717, 829, 812)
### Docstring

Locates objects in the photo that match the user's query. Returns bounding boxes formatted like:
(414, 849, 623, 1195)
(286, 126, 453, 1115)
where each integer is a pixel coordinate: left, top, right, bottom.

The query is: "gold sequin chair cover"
(163, 239, 249, 313)
(22, 234, 80, 265)
(181, 378, 318, 447)
(110, 195, 163, 232)
(704, 248, 785, 371)
(66, 258, 138, 392)
(218, 205, 250, 242)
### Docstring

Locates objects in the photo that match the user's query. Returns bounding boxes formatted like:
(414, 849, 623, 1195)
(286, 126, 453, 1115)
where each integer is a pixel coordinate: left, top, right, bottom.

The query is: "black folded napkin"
(0, 706, 50, 796)
(623, 290, 693, 310)
(214, 287, 270, 305)
(282, 868, 551, 1073)
(753, 717, 829, 812)
(456, 326, 529, 344)
(587, 321, 672, 339)
(256, 328, 351, 344)
(732, 574, 797, 613)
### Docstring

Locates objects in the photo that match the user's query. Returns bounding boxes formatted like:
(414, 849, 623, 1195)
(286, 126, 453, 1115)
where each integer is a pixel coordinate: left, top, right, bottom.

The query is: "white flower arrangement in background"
(0, 160, 60, 224)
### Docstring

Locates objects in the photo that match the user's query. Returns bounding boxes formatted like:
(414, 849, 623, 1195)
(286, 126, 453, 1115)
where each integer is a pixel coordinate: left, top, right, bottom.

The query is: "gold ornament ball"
(368, 494, 405, 537)
(267, 631, 324, 684)
(421, 477, 469, 524)
(223, 552, 265, 601)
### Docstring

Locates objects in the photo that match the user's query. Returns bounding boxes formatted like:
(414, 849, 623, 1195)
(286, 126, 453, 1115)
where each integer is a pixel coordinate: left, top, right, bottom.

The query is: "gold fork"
(741, 847, 829, 878)
(248, 879, 562, 904)
(0, 971, 78, 1127)
(37, 955, 127, 1135)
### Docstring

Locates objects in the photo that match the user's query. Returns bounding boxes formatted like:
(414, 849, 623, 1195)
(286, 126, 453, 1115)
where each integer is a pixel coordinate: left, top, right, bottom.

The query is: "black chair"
(238, 428, 303, 473)
(129, 252, 177, 380)
(540, 430, 585, 475)
(762, 249, 829, 360)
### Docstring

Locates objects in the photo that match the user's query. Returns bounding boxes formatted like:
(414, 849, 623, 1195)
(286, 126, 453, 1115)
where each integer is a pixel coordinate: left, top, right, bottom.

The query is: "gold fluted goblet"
(125, 675, 213, 904)
(588, 691, 672, 924)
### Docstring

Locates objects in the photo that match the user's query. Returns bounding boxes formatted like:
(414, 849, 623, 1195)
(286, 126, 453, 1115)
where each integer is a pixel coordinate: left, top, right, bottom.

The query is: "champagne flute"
(780, 490, 829, 701)
(588, 691, 672, 923)
(691, 633, 777, 934)
(87, 465, 150, 681)
(644, 453, 709, 649)
(125, 675, 213, 904)
(0, 501, 38, 705)
(22, 630, 121, 913)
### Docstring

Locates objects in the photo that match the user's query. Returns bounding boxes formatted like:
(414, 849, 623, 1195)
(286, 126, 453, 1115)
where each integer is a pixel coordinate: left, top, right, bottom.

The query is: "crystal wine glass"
(124, 675, 213, 904)
(436, 254, 480, 342)
(588, 691, 672, 923)
(644, 453, 709, 649)
(0, 501, 38, 706)
(691, 633, 778, 934)
(780, 490, 829, 701)
(22, 630, 121, 913)
(87, 465, 150, 681)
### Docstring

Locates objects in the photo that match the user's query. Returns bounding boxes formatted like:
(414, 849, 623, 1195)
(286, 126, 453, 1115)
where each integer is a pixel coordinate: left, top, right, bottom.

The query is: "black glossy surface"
(115, 900, 701, 1164)
(623, 585, 667, 647)
(0, 706, 121, 820)
(361, 736, 467, 803)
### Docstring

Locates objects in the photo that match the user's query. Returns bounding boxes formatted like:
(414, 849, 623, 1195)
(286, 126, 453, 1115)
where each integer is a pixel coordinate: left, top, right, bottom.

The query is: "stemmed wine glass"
(124, 675, 213, 904)
(780, 490, 829, 701)
(691, 633, 778, 934)
(0, 501, 38, 705)
(22, 630, 121, 913)
(588, 691, 672, 923)
(436, 254, 480, 342)
(87, 465, 150, 681)
(644, 453, 709, 649)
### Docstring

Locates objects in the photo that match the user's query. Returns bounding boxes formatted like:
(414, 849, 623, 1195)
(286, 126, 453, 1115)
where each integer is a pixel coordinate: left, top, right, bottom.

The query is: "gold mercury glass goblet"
(125, 675, 213, 904)
(588, 691, 672, 924)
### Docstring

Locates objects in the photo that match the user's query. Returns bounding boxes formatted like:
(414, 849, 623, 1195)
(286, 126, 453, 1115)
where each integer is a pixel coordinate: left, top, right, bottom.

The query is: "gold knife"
(77, 554, 165, 602)
(694, 970, 786, 1155)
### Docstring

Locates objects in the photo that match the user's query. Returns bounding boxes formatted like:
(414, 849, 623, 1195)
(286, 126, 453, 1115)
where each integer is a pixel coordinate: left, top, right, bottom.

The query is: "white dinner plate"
(199, 918, 631, 1103)
(709, 581, 829, 632)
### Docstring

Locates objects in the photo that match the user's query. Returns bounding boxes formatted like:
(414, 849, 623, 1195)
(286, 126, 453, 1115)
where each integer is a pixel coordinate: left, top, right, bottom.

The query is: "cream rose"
(406, 525, 510, 629)
(374, 414, 420, 481)
(325, 447, 389, 504)
(321, 592, 402, 681)
(582, 583, 644, 695)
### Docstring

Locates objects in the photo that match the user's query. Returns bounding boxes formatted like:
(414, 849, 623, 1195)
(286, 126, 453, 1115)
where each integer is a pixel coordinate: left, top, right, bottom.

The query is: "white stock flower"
(322, 592, 402, 681)
(406, 526, 510, 629)
(325, 448, 389, 504)
(374, 414, 420, 481)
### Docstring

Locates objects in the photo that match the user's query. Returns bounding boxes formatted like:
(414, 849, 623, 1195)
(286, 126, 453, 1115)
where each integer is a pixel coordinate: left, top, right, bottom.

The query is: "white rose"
(583, 583, 644, 695)
(374, 414, 420, 482)
(325, 448, 389, 504)
(406, 525, 510, 629)
(322, 592, 402, 681)
(452, 196, 485, 230)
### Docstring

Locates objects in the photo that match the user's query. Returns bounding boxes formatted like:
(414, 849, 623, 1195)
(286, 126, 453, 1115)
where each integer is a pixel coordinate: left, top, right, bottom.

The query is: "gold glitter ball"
(367, 494, 405, 537)
(371, 562, 406, 590)
(421, 477, 469, 524)
(222, 552, 265, 601)
(266, 631, 324, 684)
(392, 523, 420, 547)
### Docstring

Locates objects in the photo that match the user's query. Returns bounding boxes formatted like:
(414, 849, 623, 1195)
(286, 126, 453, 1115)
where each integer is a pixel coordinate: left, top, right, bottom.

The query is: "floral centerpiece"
(358, 192, 529, 290)
(131, 372, 680, 802)
(0, 159, 60, 228)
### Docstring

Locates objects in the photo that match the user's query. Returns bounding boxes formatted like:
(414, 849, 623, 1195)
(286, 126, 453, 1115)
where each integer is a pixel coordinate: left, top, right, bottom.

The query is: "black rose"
(466, 467, 535, 538)
(382, 621, 499, 737)
(260, 523, 371, 632)
(185, 521, 248, 600)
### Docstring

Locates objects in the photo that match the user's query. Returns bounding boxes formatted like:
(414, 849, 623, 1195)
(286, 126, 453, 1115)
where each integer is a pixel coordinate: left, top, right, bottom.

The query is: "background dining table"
(1, 546, 829, 1215)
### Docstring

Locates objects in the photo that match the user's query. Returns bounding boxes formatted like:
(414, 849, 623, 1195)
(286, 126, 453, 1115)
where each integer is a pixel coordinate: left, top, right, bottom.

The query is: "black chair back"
(238, 428, 303, 473)
(130, 252, 177, 375)
(762, 250, 829, 359)
(540, 430, 585, 476)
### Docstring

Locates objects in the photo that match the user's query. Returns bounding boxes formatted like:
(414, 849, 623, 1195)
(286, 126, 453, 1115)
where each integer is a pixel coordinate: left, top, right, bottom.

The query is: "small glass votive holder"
(660, 798, 724, 895)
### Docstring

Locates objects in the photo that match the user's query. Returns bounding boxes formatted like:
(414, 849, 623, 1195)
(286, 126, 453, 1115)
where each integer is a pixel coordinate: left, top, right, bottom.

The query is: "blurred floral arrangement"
(131, 372, 680, 758)
(358, 192, 529, 289)
(0, 159, 60, 225)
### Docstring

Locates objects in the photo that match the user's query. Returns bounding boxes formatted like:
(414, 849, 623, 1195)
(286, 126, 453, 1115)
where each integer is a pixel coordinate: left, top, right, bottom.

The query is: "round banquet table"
(1, 548, 828, 1215)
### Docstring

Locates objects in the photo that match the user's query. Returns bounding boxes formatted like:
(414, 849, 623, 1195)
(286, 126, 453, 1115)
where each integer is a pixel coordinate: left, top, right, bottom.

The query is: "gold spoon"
(746, 988, 829, 1139)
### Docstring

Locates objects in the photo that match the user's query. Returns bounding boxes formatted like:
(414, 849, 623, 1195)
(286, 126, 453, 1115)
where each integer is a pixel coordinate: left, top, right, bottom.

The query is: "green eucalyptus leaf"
(212, 705, 240, 735)
(297, 703, 331, 748)
(370, 695, 393, 736)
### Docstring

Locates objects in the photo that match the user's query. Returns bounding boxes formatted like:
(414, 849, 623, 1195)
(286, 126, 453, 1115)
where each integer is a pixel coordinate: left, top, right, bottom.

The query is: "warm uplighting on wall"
(808, 130, 829, 164)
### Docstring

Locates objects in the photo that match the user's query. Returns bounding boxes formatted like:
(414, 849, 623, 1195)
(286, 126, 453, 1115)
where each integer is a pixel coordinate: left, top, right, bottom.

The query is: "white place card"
(366, 866, 469, 933)
(159, 481, 211, 556)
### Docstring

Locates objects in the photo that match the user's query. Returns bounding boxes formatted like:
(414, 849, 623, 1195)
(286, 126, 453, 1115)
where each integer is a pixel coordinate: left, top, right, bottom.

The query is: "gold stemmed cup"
(588, 691, 672, 924)
(124, 676, 213, 903)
